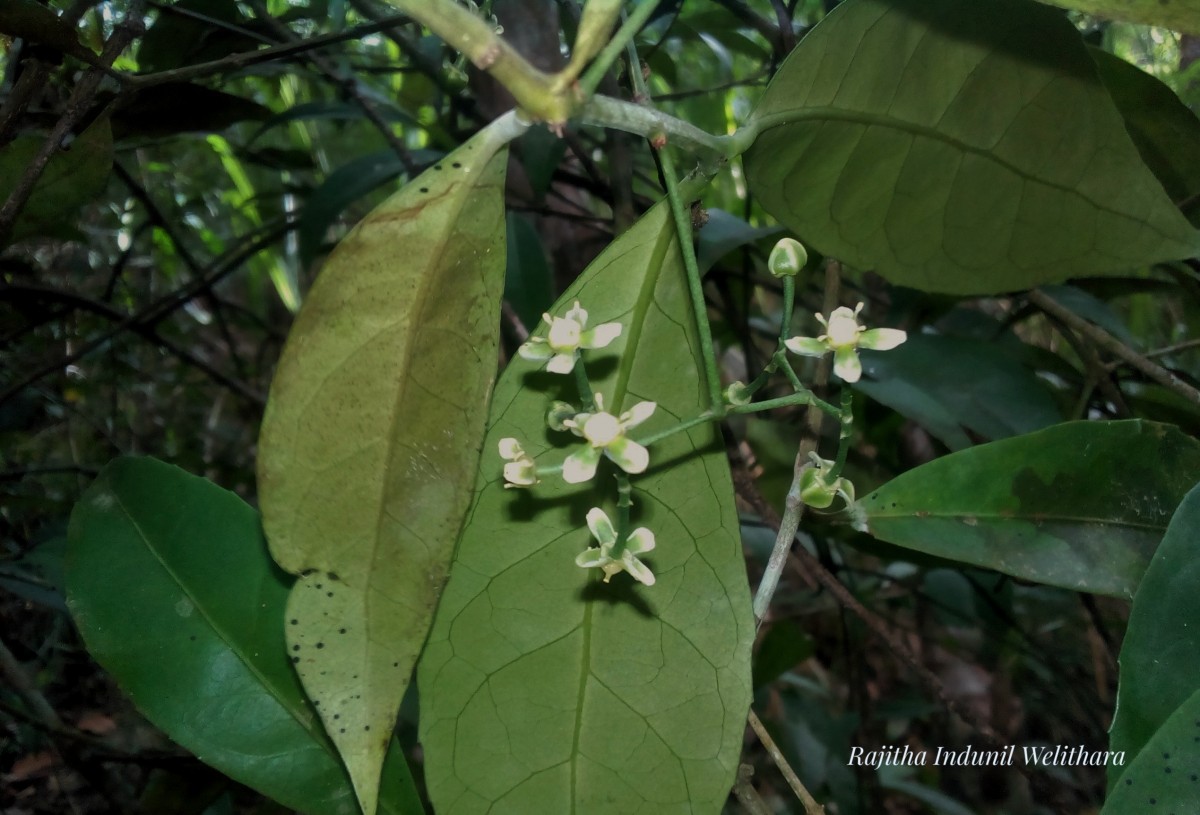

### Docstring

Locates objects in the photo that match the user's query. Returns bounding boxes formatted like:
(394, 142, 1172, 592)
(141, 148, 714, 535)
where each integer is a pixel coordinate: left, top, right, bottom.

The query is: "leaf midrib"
(112, 490, 334, 755)
(868, 507, 1167, 532)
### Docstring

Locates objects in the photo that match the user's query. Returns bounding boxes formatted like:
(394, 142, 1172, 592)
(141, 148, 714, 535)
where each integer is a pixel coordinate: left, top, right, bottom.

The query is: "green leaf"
(1042, 0, 1200, 34)
(0, 118, 113, 244)
(860, 421, 1200, 597)
(743, 0, 1199, 295)
(503, 212, 554, 330)
(1101, 688, 1200, 814)
(418, 201, 754, 813)
(257, 118, 517, 815)
(1108, 482, 1200, 784)
(696, 208, 784, 274)
(1091, 48, 1200, 224)
(853, 334, 1063, 451)
(66, 457, 425, 815)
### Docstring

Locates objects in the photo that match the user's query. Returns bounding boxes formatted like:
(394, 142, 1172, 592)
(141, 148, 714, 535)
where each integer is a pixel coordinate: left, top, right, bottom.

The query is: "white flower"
(784, 302, 905, 383)
(574, 507, 656, 585)
(499, 437, 538, 488)
(560, 393, 655, 483)
(518, 301, 622, 374)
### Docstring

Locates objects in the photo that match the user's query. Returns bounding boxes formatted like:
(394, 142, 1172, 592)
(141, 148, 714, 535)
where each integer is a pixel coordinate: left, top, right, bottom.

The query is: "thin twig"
(747, 710, 825, 814)
(1028, 288, 1200, 405)
(123, 15, 413, 89)
(245, 0, 418, 175)
(0, 219, 294, 407)
(733, 464, 1006, 747)
(1, 283, 266, 406)
(0, 636, 64, 731)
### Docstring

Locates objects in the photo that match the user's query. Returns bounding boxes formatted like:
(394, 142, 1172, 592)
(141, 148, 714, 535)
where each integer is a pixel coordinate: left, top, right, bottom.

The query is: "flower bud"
(768, 238, 807, 278)
(723, 381, 752, 406)
(546, 401, 577, 432)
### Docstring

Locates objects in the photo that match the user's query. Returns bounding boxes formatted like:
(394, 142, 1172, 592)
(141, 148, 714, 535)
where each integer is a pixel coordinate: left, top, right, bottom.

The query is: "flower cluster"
(502, 302, 659, 586)
(784, 302, 905, 383)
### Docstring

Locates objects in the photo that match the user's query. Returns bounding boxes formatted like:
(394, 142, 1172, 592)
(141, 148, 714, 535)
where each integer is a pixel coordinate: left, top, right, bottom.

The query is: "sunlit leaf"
(860, 421, 1200, 597)
(418, 200, 754, 813)
(257, 117, 520, 815)
(1108, 482, 1200, 784)
(66, 457, 425, 815)
(744, 0, 1199, 295)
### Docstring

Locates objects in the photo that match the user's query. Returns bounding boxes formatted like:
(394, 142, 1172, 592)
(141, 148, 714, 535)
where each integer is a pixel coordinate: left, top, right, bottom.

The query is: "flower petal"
(784, 336, 830, 357)
(503, 460, 537, 486)
(619, 400, 656, 430)
(547, 316, 582, 349)
(858, 327, 907, 351)
(606, 436, 649, 474)
(575, 547, 608, 568)
(562, 446, 601, 483)
(586, 507, 617, 545)
(625, 527, 655, 555)
(497, 437, 522, 460)
(833, 346, 862, 383)
(580, 322, 622, 350)
(622, 553, 656, 586)
(546, 353, 577, 374)
(517, 339, 554, 361)
(564, 300, 588, 326)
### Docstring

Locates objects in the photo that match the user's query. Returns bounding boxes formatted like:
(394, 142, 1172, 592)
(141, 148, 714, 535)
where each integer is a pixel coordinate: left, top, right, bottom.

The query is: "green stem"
(574, 360, 597, 410)
(381, 0, 572, 122)
(827, 389, 854, 481)
(633, 411, 717, 448)
(579, 95, 736, 155)
(577, 0, 659, 97)
(743, 368, 773, 399)
(659, 146, 725, 415)
(610, 472, 633, 558)
(779, 275, 795, 347)
(730, 391, 841, 418)
(775, 351, 806, 393)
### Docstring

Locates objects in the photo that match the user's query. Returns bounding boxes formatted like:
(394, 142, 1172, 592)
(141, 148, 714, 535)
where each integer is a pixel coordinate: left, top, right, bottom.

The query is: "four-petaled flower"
(518, 301, 622, 374)
(561, 393, 655, 483)
(784, 302, 905, 383)
(575, 507, 656, 585)
(498, 437, 538, 488)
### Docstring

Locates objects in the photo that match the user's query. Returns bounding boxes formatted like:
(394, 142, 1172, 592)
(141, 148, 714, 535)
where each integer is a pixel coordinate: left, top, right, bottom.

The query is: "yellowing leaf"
(257, 114, 525, 815)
